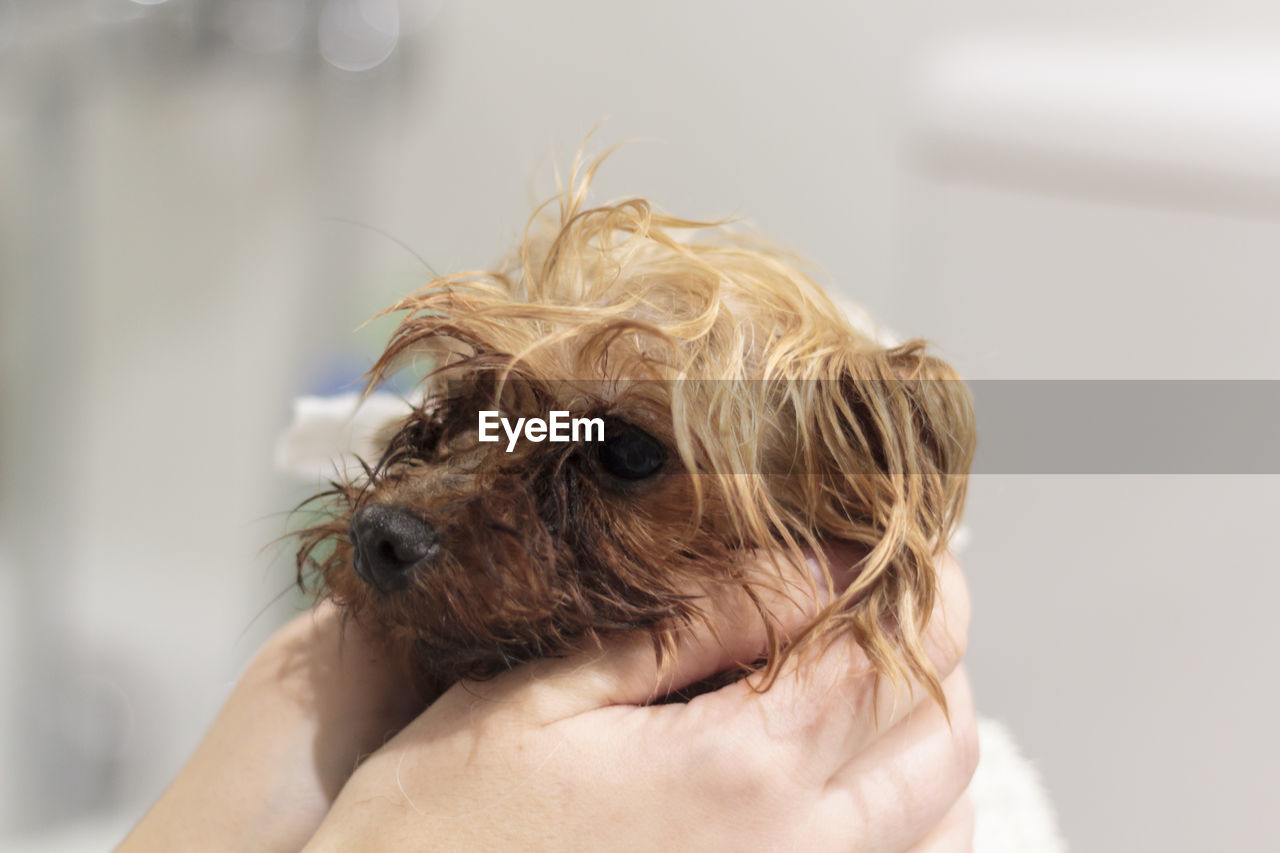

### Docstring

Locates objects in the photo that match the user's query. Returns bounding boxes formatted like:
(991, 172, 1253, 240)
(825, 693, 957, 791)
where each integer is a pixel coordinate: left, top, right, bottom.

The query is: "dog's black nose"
(349, 504, 439, 592)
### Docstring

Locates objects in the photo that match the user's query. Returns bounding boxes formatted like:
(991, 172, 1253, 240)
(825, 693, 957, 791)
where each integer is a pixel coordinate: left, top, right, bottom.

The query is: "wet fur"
(294, 151, 976, 709)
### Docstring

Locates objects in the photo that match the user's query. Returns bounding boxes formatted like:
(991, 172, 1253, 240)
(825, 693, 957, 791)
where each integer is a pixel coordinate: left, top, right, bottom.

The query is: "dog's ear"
(783, 339, 975, 709)
(832, 340, 973, 541)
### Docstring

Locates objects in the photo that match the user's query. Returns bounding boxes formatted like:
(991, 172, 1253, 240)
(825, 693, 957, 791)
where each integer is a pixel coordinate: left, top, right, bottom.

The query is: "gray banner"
(970, 380, 1280, 474)
(427, 379, 1280, 474)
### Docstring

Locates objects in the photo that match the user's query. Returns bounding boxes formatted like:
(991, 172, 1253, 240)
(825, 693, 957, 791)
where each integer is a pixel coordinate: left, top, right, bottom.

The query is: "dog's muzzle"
(349, 504, 439, 592)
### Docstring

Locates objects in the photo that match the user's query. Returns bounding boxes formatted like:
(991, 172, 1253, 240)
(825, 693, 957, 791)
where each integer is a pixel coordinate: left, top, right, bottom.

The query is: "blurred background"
(2, 2, 1278, 850)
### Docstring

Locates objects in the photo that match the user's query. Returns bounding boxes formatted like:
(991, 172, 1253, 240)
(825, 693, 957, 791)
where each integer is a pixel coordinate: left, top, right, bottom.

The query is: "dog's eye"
(595, 420, 667, 481)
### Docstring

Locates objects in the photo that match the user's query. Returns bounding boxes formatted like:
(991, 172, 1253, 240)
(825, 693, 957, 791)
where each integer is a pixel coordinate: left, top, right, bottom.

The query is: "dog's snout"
(349, 504, 439, 592)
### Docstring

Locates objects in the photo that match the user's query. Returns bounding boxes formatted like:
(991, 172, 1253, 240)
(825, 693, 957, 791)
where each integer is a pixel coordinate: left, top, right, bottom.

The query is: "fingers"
(819, 668, 979, 853)
(436, 549, 966, 733)
(904, 797, 974, 853)
(257, 602, 417, 717)
(436, 546, 832, 722)
(707, 551, 969, 776)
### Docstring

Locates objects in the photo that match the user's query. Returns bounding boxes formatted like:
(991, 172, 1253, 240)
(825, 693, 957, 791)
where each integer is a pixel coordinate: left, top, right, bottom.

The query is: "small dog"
(293, 153, 976, 708)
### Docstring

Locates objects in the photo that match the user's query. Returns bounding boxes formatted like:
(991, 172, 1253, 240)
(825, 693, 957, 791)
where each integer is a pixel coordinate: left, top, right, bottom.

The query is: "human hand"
(303, 551, 976, 852)
(116, 601, 422, 853)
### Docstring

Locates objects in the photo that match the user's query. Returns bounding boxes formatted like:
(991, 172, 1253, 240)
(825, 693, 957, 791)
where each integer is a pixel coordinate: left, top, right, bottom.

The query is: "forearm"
(117, 606, 418, 853)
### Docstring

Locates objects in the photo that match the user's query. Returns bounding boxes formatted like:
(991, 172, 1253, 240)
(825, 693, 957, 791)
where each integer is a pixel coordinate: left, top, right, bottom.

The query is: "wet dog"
(293, 154, 975, 708)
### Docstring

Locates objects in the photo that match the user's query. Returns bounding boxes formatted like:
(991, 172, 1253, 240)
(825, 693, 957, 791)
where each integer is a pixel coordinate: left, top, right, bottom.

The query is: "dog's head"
(295, 159, 975, 703)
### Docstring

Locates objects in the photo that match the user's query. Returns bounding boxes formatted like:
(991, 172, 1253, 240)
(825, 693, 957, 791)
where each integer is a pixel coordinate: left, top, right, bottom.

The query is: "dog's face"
(296, 171, 974, 704)
(307, 375, 732, 694)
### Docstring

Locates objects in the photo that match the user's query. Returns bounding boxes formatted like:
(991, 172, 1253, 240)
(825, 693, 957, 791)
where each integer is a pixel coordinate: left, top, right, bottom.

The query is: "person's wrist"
(117, 606, 417, 853)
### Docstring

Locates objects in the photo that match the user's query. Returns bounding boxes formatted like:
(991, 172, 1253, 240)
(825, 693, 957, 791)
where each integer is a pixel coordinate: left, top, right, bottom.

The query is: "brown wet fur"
(293, 149, 976, 710)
